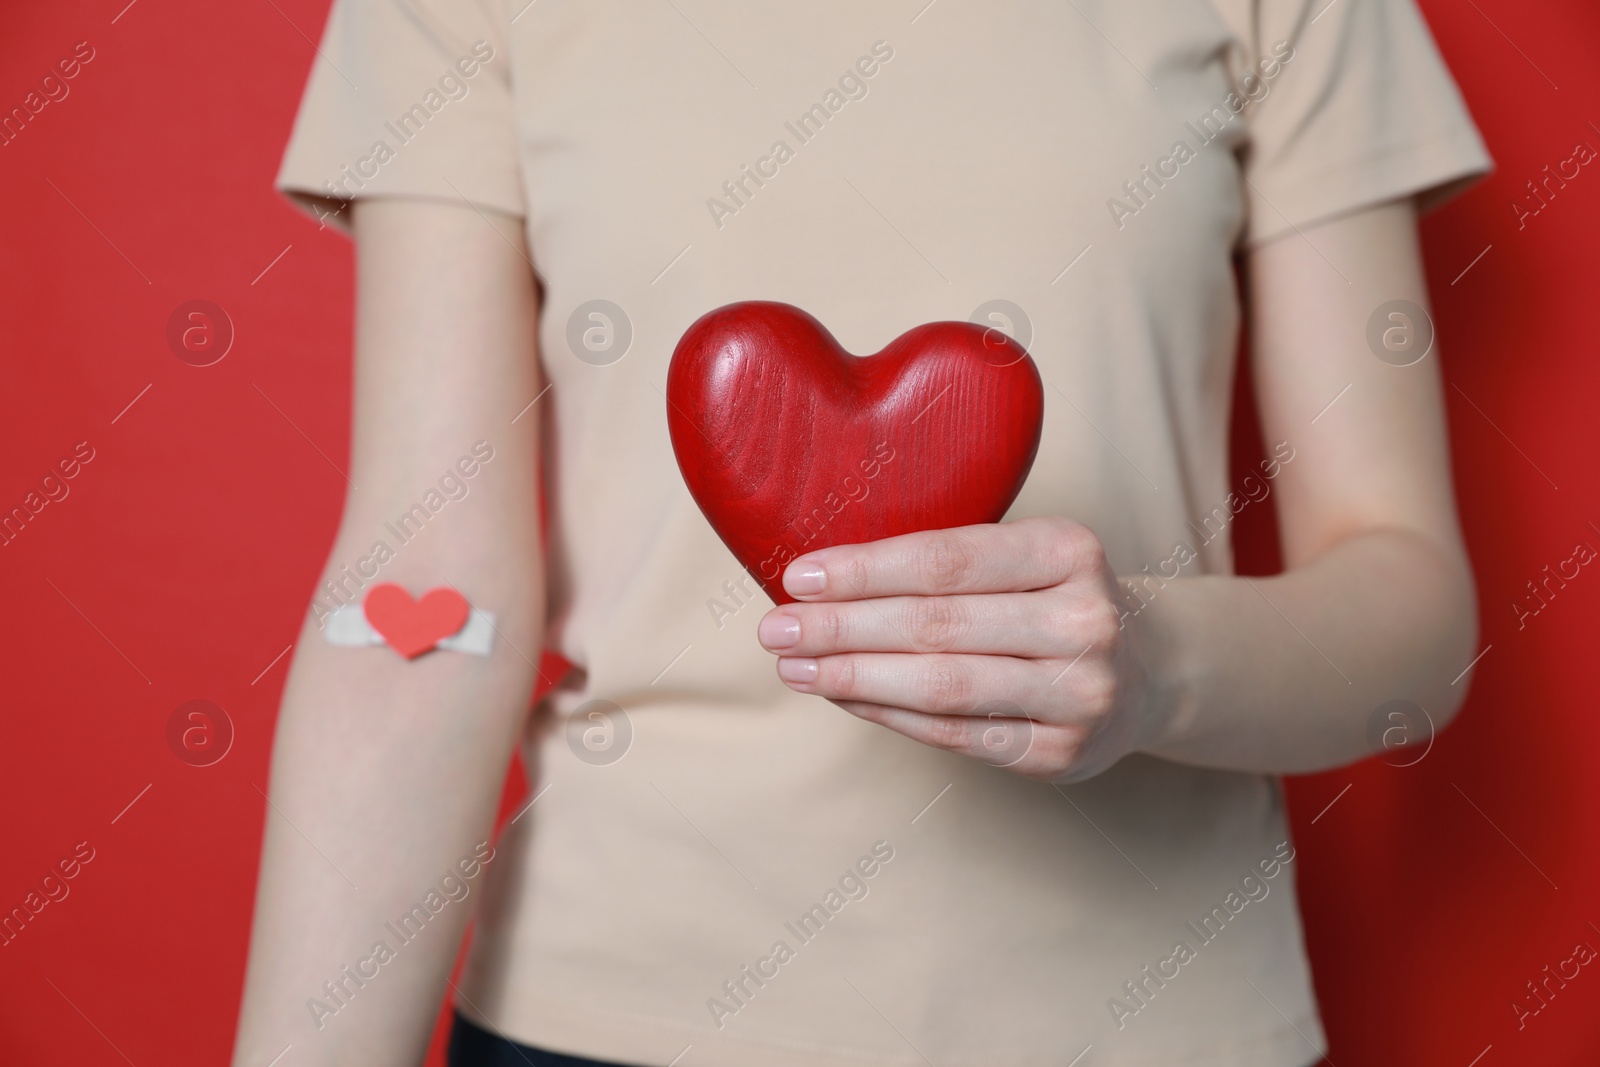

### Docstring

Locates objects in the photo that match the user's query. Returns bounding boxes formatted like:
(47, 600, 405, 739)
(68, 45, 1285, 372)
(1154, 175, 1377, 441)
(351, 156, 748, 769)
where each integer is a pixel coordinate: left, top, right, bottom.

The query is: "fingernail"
(758, 613, 801, 650)
(777, 657, 819, 684)
(784, 563, 826, 597)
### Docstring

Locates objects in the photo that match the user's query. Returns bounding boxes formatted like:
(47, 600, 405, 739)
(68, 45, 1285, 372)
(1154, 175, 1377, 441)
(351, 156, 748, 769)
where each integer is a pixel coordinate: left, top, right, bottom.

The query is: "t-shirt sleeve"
(1226, 0, 1492, 247)
(275, 0, 523, 232)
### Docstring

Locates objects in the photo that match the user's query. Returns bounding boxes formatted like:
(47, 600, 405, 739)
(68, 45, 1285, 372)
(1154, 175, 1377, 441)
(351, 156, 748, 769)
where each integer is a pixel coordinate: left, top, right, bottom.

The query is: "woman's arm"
(755, 197, 1478, 779)
(1140, 197, 1476, 770)
(231, 198, 544, 1065)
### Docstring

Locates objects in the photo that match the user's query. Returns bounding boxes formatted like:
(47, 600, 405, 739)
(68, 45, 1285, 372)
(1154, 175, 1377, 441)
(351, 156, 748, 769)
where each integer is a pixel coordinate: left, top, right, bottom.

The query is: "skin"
(758, 198, 1479, 782)
(233, 194, 1474, 1060)
(230, 197, 545, 1066)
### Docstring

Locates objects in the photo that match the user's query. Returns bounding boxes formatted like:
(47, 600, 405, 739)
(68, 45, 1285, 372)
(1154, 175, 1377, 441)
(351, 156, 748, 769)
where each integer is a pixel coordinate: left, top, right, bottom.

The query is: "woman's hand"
(756, 516, 1173, 782)
(757, 202, 1479, 782)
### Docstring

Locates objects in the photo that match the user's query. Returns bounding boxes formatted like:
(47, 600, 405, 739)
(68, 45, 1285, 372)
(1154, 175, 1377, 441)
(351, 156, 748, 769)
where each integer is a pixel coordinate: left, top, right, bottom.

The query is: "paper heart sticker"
(362, 584, 471, 659)
(667, 301, 1044, 606)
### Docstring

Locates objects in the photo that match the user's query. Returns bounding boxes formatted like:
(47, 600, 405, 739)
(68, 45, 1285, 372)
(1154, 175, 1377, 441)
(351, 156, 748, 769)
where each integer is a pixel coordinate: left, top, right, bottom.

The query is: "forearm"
(1137, 527, 1477, 773)
(230, 522, 542, 1065)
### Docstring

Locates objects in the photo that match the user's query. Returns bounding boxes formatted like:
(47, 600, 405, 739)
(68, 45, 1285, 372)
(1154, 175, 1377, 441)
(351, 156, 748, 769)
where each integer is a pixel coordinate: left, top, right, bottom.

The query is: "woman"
(232, 1, 1488, 1064)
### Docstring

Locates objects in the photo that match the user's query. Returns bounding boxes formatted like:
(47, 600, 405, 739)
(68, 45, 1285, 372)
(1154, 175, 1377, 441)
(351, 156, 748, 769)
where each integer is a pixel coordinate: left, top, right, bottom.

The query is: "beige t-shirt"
(278, 1, 1489, 1063)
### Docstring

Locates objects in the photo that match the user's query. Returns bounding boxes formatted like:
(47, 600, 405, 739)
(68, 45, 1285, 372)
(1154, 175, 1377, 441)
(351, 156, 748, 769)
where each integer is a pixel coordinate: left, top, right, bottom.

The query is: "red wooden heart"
(362, 584, 471, 659)
(667, 301, 1044, 606)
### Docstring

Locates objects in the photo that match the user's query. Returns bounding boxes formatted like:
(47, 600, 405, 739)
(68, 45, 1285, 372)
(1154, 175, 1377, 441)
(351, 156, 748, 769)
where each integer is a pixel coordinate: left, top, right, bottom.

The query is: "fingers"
(836, 701, 1092, 783)
(758, 588, 1118, 658)
(775, 650, 1113, 721)
(760, 516, 1131, 782)
(781, 516, 1104, 601)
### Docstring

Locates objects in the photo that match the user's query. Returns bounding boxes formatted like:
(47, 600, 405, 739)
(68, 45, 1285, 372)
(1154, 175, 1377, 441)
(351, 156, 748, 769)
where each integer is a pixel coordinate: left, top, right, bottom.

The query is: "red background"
(1, 1, 1595, 1064)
